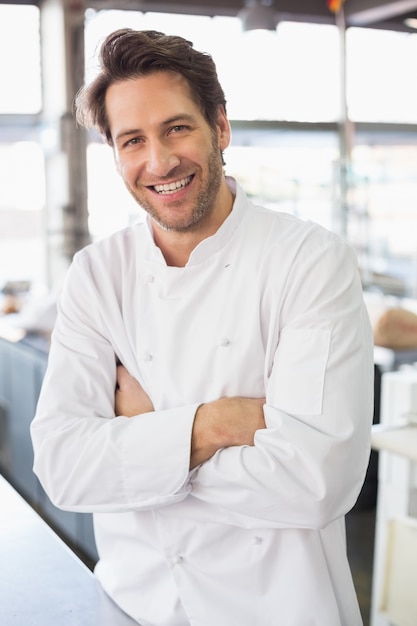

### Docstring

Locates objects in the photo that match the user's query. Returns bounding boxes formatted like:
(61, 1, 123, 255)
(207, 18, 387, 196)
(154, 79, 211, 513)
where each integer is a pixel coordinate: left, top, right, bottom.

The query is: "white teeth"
(154, 176, 191, 194)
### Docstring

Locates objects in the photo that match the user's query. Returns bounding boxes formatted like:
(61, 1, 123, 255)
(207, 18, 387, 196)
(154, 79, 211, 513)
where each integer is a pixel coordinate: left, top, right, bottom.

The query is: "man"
(31, 29, 374, 626)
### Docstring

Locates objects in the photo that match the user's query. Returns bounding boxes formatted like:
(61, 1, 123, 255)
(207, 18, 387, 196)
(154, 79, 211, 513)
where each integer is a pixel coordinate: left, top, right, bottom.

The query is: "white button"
(144, 352, 153, 362)
(173, 555, 183, 565)
(147, 274, 155, 283)
(220, 338, 232, 347)
(253, 536, 263, 545)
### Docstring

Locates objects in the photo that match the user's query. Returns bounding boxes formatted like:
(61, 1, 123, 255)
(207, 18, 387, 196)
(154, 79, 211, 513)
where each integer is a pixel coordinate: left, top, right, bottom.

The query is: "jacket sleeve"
(189, 239, 375, 530)
(31, 255, 199, 513)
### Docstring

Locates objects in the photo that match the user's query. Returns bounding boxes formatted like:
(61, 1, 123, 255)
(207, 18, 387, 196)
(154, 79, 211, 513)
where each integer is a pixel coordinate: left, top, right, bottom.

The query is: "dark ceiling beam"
(345, 0, 417, 25)
(87, 0, 417, 26)
(3, 0, 417, 29)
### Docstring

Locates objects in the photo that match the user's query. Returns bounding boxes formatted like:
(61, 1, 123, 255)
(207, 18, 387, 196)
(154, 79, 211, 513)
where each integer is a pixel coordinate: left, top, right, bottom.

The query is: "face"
(106, 71, 231, 234)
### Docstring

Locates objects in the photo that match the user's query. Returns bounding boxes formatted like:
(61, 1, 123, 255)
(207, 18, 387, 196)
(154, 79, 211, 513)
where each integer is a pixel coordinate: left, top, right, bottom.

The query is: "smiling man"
(106, 70, 233, 267)
(31, 29, 374, 626)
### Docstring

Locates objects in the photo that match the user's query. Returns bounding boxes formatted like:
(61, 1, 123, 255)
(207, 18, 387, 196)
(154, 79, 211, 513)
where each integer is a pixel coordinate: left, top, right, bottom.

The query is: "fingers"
(116, 364, 138, 391)
(114, 365, 154, 417)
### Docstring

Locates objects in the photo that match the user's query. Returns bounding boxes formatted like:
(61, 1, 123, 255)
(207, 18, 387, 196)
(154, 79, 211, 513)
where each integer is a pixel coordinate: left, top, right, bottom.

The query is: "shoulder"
(58, 223, 149, 314)
(73, 222, 147, 273)
(62, 222, 149, 299)
(246, 203, 354, 263)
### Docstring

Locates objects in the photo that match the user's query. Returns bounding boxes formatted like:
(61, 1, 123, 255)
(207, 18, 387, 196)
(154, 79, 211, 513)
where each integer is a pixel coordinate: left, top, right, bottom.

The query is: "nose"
(146, 140, 180, 177)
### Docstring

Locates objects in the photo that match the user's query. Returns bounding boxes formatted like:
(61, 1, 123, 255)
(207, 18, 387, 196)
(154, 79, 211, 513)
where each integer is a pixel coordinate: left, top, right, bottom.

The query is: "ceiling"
(4, 0, 417, 31)
(88, 0, 417, 30)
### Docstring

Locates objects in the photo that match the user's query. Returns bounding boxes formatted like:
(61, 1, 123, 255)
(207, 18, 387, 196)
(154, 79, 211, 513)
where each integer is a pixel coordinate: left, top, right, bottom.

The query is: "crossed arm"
(115, 365, 266, 470)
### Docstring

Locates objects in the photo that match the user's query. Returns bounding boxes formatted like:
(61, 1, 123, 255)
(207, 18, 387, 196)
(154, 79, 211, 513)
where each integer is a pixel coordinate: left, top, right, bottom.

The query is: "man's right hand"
(115, 364, 154, 417)
(190, 396, 266, 469)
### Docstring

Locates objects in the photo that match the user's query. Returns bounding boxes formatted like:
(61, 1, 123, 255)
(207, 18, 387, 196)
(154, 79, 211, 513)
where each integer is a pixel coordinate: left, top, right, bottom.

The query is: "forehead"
(105, 71, 201, 128)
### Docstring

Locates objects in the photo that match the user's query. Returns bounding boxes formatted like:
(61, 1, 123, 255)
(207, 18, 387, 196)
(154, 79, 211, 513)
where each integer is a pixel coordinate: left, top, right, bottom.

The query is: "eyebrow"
(114, 113, 197, 144)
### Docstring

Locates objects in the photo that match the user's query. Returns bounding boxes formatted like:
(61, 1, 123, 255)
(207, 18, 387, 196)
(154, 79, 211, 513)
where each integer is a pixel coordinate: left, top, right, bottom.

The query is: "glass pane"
(0, 5, 42, 114)
(0, 142, 46, 287)
(347, 27, 417, 123)
(349, 144, 417, 297)
(262, 21, 340, 123)
(226, 140, 338, 231)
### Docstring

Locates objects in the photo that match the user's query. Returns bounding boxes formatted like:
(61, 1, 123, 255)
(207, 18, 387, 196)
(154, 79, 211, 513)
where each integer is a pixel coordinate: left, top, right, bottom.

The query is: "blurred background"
(2, 3, 417, 625)
(2, 0, 417, 303)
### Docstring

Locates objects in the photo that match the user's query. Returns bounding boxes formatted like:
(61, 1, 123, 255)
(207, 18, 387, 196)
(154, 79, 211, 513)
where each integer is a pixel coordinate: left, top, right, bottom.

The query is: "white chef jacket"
(31, 177, 374, 626)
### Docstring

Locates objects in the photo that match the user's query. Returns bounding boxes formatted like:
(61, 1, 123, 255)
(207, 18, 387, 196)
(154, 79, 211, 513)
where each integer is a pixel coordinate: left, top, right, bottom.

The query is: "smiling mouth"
(152, 175, 193, 195)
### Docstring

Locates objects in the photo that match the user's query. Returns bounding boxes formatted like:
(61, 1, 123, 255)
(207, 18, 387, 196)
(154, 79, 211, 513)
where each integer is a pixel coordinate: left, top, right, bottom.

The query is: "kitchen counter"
(0, 317, 50, 353)
(371, 423, 417, 462)
(0, 475, 137, 625)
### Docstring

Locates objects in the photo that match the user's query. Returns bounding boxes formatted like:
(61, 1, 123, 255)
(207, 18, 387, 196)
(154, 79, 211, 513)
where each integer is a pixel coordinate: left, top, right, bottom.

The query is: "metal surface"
(2, 0, 417, 32)
(0, 475, 137, 626)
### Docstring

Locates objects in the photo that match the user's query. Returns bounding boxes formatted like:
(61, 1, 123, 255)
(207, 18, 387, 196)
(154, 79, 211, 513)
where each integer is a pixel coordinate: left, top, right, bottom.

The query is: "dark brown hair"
(75, 28, 227, 145)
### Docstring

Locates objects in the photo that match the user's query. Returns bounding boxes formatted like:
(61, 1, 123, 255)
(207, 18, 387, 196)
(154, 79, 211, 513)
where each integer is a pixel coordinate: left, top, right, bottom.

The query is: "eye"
(169, 125, 189, 134)
(126, 137, 142, 146)
(118, 135, 144, 150)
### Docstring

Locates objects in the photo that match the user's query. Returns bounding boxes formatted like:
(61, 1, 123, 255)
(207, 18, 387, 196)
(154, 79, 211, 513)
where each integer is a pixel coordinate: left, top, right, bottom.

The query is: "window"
(346, 27, 417, 123)
(0, 5, 44, 289)
(226, 138, 339, 230)
(349, 142, 417, 296)
(0, 142, 46, 286)
(0, 4, 42, 114)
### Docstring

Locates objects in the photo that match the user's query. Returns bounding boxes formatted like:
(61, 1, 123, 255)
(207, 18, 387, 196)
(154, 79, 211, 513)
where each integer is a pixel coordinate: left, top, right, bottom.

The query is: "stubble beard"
(126, 137, 224, 233)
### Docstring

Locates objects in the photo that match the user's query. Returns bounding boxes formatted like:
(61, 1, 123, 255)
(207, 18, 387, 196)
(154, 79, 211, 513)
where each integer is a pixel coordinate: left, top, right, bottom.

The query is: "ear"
(216, 106, 231, 151)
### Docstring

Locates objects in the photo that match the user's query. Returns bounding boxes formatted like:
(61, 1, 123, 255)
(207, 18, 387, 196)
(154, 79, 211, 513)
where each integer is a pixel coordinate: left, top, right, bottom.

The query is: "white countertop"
(0, 475, 137, 625)
(371, 423, 417, 462)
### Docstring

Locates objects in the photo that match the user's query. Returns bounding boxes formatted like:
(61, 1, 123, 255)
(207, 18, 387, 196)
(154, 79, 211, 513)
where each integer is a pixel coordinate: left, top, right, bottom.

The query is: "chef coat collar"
(143, 177, 247, 267)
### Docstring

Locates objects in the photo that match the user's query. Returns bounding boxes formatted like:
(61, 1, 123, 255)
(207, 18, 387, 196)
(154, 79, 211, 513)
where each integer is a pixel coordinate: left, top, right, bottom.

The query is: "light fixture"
(238, 0, 277, 32)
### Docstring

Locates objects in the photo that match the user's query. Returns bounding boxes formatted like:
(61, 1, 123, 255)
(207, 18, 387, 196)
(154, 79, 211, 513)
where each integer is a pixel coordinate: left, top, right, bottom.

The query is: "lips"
(152, 175, 193, 195)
